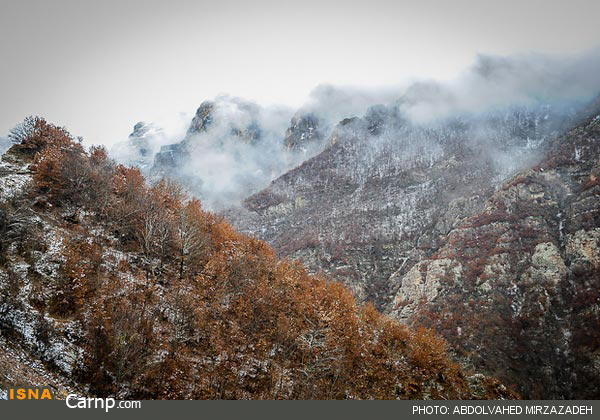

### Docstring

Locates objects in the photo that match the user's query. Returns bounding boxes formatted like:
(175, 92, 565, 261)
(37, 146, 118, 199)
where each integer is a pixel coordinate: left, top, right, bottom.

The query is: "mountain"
(230, 103, 577, 308)
(101, 89, 599, 399)
(0, 118, 513, 399)
(5, 93, 596, 399)
(142, 97, 328, 210)
(390, 100, 600, 399)
(110, 122, 166, 171)
(283, 113, 324, 152)
(229, 97, 600, 399)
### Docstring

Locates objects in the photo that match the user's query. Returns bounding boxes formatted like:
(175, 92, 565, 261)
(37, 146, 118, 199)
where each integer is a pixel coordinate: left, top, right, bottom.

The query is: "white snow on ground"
(0, 158, 32, 201)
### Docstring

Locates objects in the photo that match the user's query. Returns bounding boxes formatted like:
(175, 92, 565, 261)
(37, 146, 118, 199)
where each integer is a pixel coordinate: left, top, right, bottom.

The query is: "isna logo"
(7, 386, 54, 400)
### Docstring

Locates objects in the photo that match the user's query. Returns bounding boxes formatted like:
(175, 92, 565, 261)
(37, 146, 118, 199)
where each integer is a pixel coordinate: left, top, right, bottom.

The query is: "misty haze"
(1, 0, 600, 406)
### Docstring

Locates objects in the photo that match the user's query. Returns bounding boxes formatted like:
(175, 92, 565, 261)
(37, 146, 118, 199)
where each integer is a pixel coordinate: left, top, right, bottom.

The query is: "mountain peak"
(187, 101, 215, 134)
(284, 113, 322, 151)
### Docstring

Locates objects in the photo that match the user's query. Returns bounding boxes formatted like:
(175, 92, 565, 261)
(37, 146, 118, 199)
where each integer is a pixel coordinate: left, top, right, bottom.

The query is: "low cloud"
(107, 49, 600, 209)
(400, 49, 600, 123)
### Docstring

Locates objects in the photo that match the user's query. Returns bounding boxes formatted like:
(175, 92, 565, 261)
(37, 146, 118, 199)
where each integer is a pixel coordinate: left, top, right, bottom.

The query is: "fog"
(400, 49, 600, 123)
(0, 137, 13, 155)
(105, 49, 600, 210)
(175, 96, 298, 209)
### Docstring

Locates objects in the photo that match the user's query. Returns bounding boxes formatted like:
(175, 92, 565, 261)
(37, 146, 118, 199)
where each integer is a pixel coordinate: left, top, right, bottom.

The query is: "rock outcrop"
(187, 100, 215, 135)
(283, 113, 323, 152)
(389, 106, 600, 398)
(152, 99, 265, 177)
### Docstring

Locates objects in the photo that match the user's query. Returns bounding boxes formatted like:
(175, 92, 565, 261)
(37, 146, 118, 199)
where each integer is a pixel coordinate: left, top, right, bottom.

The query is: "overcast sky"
(1, 0, 600, 146)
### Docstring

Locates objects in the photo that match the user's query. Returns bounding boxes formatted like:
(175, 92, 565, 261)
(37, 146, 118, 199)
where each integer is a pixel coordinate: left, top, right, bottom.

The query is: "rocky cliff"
(231, 103, 577, 309)
(389, 101, 600, 398)
(283, 113, 323, 152)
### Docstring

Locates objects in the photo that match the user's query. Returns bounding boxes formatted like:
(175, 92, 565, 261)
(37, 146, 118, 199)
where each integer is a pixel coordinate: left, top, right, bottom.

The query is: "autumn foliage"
(3, 117, 512, 399)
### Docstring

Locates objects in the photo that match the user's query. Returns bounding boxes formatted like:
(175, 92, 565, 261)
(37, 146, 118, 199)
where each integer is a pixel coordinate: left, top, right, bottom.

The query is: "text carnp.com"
(412, 404, 593, 416)
(66, 394, 141, 412)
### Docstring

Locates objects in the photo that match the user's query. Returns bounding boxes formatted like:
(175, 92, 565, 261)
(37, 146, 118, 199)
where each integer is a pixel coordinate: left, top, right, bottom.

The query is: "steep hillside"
(390, 102, 600, 398)
(0, 117, 513, 399)
(230, 104, 576, 309)
(0, 334, 83, 399)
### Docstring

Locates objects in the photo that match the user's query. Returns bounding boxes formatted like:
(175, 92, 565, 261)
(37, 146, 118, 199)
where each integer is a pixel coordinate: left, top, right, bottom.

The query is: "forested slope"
(0, 117, 514, 399)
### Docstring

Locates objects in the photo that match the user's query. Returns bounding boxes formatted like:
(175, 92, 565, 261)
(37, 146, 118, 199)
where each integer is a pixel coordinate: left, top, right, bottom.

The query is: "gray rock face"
(151, 101, 217, 177)
(284, 113, 322, 151)
(231, 104, 576, 309)
(187, 101, 215, 135)
(153, 142, 188, 172)
(151, 121, 205, 178)
(388, 104, 600, 398)
(151, 99, 266, 178)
